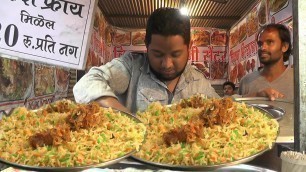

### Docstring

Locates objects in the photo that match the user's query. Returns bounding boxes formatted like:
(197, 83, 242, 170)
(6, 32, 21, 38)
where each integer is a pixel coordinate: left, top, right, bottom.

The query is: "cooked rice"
(0, 101, 146, 167)
(135, 96, 279, 166)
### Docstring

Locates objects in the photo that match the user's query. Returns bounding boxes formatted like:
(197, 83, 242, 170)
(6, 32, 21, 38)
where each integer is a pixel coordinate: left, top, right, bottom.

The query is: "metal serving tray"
(235, 97, 294, 143)
(249, 103, 285, 121)
(131, 148, 272, 171)
(130, 103, 279, 171)
(90, 158, 277, 171)
(0, 108, 146, 172)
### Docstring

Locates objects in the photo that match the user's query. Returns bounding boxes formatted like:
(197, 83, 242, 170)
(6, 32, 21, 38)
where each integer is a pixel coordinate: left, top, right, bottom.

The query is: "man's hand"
(95, 96, 132, 114)
(256, 88, 285, 101)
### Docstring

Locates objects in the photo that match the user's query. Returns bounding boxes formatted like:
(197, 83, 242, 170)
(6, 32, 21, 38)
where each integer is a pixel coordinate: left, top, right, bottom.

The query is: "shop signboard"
(0, 0, 97, 69)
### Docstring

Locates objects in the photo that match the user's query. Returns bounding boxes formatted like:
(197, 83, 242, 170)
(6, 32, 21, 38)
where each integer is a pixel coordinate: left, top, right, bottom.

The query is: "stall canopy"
(97, 0, 257, 29)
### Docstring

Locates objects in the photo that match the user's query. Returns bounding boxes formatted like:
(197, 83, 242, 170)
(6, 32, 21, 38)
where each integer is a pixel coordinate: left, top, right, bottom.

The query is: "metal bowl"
(0, 109, 146, 172)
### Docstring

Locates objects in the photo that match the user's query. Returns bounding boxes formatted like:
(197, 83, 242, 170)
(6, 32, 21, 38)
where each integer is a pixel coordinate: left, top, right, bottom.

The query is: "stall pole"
(293, 0, 306, 152)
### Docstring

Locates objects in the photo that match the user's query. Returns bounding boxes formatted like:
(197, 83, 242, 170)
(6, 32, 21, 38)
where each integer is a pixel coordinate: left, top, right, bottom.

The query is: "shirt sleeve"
(73, 53, 132, 103)
(189, 67, 221, 98)
(204, 81, 221, 98)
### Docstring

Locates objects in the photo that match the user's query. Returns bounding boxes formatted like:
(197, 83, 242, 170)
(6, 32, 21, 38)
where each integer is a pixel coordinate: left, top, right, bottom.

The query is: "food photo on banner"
(132, 31, 146, 46)
(34, 64, 55, 97)
(113, 29, 131, 47)
(191, 28, 211, 47)
(0, 58, 33, 102)
(189, 27, 228, 84)
(211, 29, 227, 47)
(55, 67, 70, 94)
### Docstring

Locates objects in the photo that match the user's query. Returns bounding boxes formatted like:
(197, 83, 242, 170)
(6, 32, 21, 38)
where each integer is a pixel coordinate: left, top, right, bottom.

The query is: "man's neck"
(261, 63, 287, 82)
(163, 76, 180, 93)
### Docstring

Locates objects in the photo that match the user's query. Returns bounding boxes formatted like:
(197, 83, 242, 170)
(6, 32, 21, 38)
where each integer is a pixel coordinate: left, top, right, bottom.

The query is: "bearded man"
(73, 8, 219, 113)
(238, 23, 293, 101)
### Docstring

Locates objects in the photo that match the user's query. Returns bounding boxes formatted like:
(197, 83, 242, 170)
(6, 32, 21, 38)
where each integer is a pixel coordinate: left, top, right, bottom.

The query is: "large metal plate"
(0, 153, 135, 172)
(79, 159, 277, 171)
(235, 97, 294, 143)
(0, 108, 146, 172)
(131, 147, 272, 171)
(249, 103, 285, 121)
(131, 102, 279, 171)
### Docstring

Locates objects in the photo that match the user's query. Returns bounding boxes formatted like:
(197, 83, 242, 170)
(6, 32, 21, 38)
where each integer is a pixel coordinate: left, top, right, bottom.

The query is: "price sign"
(0, 0, 97, 69)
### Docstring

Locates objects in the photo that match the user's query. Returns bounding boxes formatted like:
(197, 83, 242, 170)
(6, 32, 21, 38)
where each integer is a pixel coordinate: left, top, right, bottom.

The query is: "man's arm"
(95, 96, 131, 114)
(73, 54, 132, 104)
(242, 88, 285, 101)
(238, 72, 285, 100)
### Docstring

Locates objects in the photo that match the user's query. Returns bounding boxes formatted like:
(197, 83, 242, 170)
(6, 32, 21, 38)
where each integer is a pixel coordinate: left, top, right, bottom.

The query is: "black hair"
(223, 81, 235, 90)
(145, 7, 191, 47)
(257, 23, 292, 62)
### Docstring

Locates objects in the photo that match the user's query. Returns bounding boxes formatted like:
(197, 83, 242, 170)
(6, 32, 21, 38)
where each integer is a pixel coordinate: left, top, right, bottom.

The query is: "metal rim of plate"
(131, 147, 272, 171)
(130, 103, 279, 171)
(0, 109, 145, 172)
(234, 97, 293, 104)
(0, 152, 136, 172)
(249, 103, 285, 121)
(235, 97, 292, 121)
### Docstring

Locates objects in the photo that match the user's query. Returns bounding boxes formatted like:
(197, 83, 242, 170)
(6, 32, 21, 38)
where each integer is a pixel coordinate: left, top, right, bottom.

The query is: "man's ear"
(282, 42, 289, 53)
(188, 43, 192, 54)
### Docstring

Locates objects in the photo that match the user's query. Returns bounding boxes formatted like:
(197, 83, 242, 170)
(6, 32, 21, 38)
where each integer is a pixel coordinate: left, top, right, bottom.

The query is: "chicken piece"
(163, 120, 203, 146)
(43, 100, 74, 113)
(29, 132, 53, 148)
(66, 102, 102, 130)
(163, 128, 187, 146)
(29, 124, 71, 149)
(199, 97, 237, 127)
(177, 95, 205, 109)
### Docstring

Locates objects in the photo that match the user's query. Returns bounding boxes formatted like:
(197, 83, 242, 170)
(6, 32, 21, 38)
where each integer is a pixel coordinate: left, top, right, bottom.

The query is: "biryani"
(0, 100, 146, 167)
(135, 95, 279, 166)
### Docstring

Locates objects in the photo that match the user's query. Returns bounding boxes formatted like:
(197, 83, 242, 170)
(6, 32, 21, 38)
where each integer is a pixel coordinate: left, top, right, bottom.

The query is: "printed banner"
(189, 28, 228, 82)
(84, 8, 113, 71)
(0, 0, 97, 69)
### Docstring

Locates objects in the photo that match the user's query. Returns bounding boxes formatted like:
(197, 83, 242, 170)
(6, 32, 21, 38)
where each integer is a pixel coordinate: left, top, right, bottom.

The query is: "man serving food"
(73, 7, 219, 113)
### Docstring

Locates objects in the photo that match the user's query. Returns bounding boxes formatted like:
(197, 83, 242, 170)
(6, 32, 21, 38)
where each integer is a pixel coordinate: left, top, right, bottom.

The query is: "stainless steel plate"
(131, 103, 279, 171)
(131, 147, 271, 171)
(97, 158, 277, 171)
(0, 153, 135, 172)
(0, 108, 146, 172)
(250, 104, 285, 121)
(235, 97, 294, 143)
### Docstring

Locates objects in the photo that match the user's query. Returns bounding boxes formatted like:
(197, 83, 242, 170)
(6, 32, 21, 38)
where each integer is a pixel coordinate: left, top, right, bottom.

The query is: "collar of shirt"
(139, 59, 202, 90)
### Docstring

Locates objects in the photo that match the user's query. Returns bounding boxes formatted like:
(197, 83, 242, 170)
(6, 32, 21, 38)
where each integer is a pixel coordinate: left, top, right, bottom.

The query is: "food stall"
(0, 0, 305, 171)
